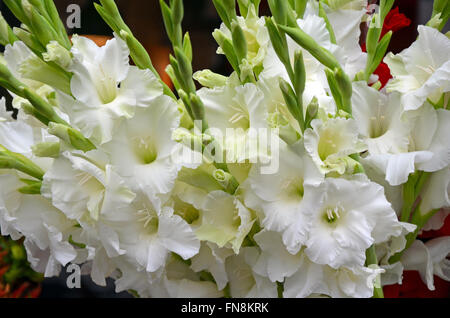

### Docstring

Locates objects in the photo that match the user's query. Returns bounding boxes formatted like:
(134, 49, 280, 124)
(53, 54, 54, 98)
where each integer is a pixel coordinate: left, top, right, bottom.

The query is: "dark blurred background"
(0, 0, 448, 298)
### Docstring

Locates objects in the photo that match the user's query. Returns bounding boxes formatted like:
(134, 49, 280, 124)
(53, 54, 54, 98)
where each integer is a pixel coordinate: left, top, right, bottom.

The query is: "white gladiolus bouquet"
(0, 0, 449, 298)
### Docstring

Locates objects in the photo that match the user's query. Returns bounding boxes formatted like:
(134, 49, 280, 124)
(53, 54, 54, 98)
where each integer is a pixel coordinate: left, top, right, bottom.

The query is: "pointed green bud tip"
(0, 12, 10, 44)
(32, 141, 60, 158)
(193, 70, 228, 88)
(213, 168, 229, 183)
(426, 13, 443, 29)
(335, 67, 352, 100)
(231, 21, 247, 62)
(48, 123, 95, 152)
(119, 29, 130, 40)
(307, 97, 319, 117)
(43, 41, 72, 69)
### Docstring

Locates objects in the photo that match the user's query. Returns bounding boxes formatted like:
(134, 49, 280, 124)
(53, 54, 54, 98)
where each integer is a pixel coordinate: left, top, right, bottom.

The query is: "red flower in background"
(384, 271, 450, 298)
(362, 7, 411, 88)
(381, 7, 412, 38)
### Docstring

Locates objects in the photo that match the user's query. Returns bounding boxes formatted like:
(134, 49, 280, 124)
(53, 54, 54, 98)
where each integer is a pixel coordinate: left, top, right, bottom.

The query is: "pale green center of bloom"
(229, 102, 250, 128)
(132, 136, 158, 165)
(281, 177, 304, 201)
(322, 205, 344, 225)
(95, 66, 118, 104)
(369, 115, 389, 139)
(173, 197, 200, 224)
(318, 129, 344, 161)
(96, 77, 118, 104)
(137, 204, 159, 235)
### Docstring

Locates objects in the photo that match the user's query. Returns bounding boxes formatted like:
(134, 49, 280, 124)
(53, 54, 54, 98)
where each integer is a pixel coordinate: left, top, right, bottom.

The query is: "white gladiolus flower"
(287, 178, 403, 268)
(242, 139, 322, 238)
(249, 230, 384, 298)
(216, 4, 269, 74)
(352, 82, 411, 155)
(304, 117, 367, 175)
(104, 193, 200, 274)
(284, 255, 384, 298)
(196, 191, 255, 254)
(0, 172, 77, 277)
(190, 242, 234, 291)
(225, 246, 278, 298)
(401, 237, 450, 291)
(197, 80, 270, 163)
(102, 95, 182, 205)
(1, 0, 449, 299)
(385, 26, 450, 111)
(60, 35, 163, 145)
(362, 105, 450, 186)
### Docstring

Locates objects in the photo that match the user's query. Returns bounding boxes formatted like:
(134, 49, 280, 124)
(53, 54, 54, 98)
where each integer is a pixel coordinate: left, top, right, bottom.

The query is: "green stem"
(365, 245, 384, 298)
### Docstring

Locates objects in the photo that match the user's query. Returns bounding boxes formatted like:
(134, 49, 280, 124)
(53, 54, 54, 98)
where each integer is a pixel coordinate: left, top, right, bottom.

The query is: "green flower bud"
(305, 96, 319, 129)
(213, 29, 240, 73)
(0, 62, 26, 96)
(178, 165, 224, 192)
(293, 50, 306, 97)
(279, 78, 304, 130)
(42, 41, 72, 69)
(189, 93, 206, 122)
(172, 0, 184, 25)
(119, 30, 154, 73)
(213, 169, 239, 194)
(174, 47, 196, 93)
(278, 24, 341, 70)
(18, 179, 42, 195)
(426, 12, 443, 29)
(0, 146, 45, 180)
(48, 123, 96, 152)
(265, 17, 290, 66)
(193, 70, 228, 88)
(22, 88, 66, 124)
(334, 67, 353, 113)
(325, 68, 343, 111)
(0, 11, 18, 46)
(13, 27, 45, 53)
(32, 141, 60, 158)
(183, 32, 193, 63)
(19, 55, 71, 94)
(231, 21, 248, 63)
